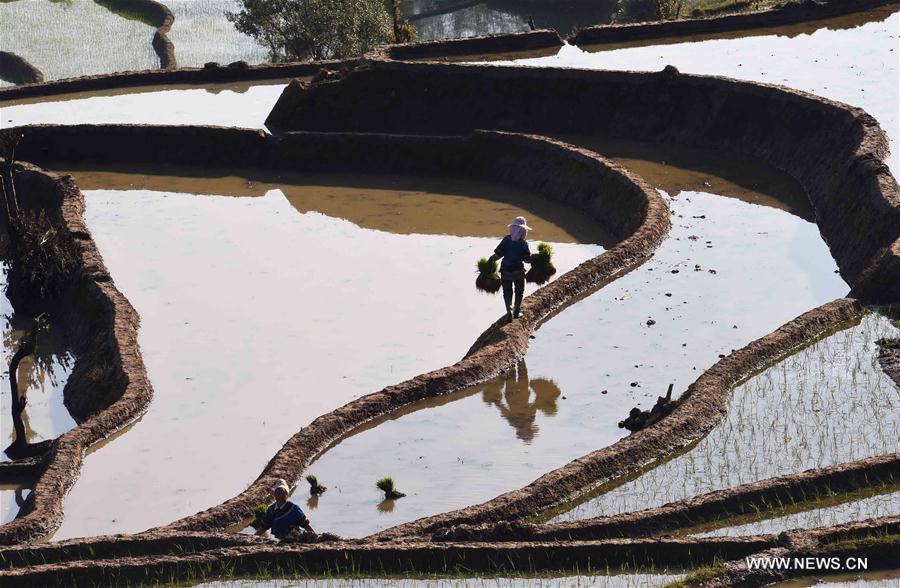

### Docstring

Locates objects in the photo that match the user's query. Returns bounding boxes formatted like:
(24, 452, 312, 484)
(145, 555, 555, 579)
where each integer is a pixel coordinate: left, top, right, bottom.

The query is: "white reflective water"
(505, 10, 900, 175)
(552, 313, 900, 522)
(0, 0, 158, 81)
(1, 80, 289, 129)
(51, 172, 602, 539)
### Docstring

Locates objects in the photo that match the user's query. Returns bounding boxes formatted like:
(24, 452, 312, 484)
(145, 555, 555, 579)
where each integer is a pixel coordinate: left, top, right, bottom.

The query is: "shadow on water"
(61, 164, 617, 246)
(553, 135, 815, 221)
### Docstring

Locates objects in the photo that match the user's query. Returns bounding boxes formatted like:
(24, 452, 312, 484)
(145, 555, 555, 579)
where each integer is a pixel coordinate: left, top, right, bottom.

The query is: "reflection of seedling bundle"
(306, 474, 327, 495)
(376, 476, 406, 499)
(526, 242, 557, 284)
(250, 503, 267, 529)
(475, 257, 502, 293)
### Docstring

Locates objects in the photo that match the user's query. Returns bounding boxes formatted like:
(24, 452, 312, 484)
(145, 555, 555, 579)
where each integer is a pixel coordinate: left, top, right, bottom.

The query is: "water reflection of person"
(481, 362, 560, 443)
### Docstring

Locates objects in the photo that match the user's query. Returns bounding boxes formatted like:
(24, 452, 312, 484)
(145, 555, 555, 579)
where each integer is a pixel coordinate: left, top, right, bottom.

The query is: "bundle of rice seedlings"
(376, 476, 406, 500)
(250, 503, 267, 528)
(306, 474, 327, 495)
(475, 257, 502, 293)
(526, 242, 557, 284)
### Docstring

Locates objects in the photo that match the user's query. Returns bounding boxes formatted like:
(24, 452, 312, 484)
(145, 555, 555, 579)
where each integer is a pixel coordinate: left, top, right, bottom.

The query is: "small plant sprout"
(475, 257, 502, 294)
(526, 241, 557, 285)
(306, 474, 327, 495)
(376, 476, 406, 500)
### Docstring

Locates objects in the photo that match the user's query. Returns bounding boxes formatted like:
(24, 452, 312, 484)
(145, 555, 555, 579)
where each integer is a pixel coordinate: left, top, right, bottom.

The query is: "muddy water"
(506, 8, 900, 174)
(198, 572, 684, 587)
(1, 80, 291, 129)
(165, 0, 268, 67)
(692, 489, 900, 537)
(551, 313, 900, 522)
(0, 0, 159, 81)
(288, 178, 847, 537)
(48, 169, 603, 539)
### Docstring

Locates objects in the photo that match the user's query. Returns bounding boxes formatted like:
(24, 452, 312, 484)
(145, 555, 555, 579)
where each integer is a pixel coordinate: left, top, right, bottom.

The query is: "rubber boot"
(503, 287, 513, 321)
(513, 291, 524, 319)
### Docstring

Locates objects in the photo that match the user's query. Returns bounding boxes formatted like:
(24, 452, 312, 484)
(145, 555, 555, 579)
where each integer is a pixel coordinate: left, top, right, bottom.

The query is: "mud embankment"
(0, 51, 44, 86)
(0, 162, 152, 546)
(367, 297, 864, 540)
(375, 29, 563, 61)
(101, 0, 176, 69)
(434, 453, 900, 541)
(570, 0, 900, 47)
(0, 60, 353, 102)
(9, 123, 668, 536)
(3, 517, 899, 586)
(266, 62, 900, 303)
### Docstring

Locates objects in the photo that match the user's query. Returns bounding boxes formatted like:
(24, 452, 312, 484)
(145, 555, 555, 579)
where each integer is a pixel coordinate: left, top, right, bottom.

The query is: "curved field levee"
(430, 453, 900, 541)
(0, 162, 153, 546)
(1, 0, 893, 102)
(100, 0, 176, 69)
(366, 297, 865, 540)
(0, 51, 43, 85)
(3, 124, 669, 540)
(569, 0, 900, 48)
(1, 517, 898, 586)
(265, 61, 900, 304)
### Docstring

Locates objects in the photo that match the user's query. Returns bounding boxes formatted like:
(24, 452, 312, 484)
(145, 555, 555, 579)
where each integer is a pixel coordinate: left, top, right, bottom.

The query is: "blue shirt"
(494, 236, 531, 273)
(264, 501, 308, 538)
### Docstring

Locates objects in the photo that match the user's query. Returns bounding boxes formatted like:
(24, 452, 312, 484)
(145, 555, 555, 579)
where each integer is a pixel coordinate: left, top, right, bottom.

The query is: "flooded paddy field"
(197, 571, 684, 587)
(506, 7, 900, 174)
(0, 0, 159, 81)
(772, 570, 900, 587)
(1, 79, 291, 129)
(165, 0, 268, 67)
(407, 0, 616, 41)
(288, 156, 848, 537)
(690, 488, 899, 538)
(551, 312, 899, 522)
(0, 276, 75, 463)
(47, 167, 604, 539)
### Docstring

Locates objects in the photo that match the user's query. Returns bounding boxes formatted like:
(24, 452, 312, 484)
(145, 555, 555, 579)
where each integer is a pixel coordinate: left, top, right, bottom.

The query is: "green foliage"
(477, 257, 499, 275)
(612, 0, 684, 23)
(376, 477, 396, 494)
(390, 0, 418, 43)
(306, 474, 326, 494)
(227, 0, 393, 61)
(252, 503, 267, 517)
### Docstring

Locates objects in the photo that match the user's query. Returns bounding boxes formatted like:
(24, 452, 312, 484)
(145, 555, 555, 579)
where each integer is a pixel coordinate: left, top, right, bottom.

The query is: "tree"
(227, 0, 393, 61)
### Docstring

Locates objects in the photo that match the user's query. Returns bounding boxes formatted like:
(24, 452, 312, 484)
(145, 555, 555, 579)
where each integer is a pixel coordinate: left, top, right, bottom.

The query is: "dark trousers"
(502, 277, 525, 314)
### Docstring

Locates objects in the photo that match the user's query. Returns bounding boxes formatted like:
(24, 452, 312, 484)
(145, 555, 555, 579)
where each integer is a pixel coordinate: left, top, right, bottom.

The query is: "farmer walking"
(254, 479, 318, 541)
(488, 216, 533, 320)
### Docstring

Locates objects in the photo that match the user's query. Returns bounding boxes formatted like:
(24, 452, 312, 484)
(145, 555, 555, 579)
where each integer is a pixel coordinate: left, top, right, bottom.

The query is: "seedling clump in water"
(475, 257, 502, 293)
(376, 476, 406, 499)
(526, 242, 557, 284)
(306, 474, 327, 495)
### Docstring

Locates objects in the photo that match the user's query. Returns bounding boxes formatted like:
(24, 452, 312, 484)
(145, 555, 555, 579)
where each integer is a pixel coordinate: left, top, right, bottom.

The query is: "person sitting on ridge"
(254, 479, 317, 541)
(488, 216, 533, 320)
